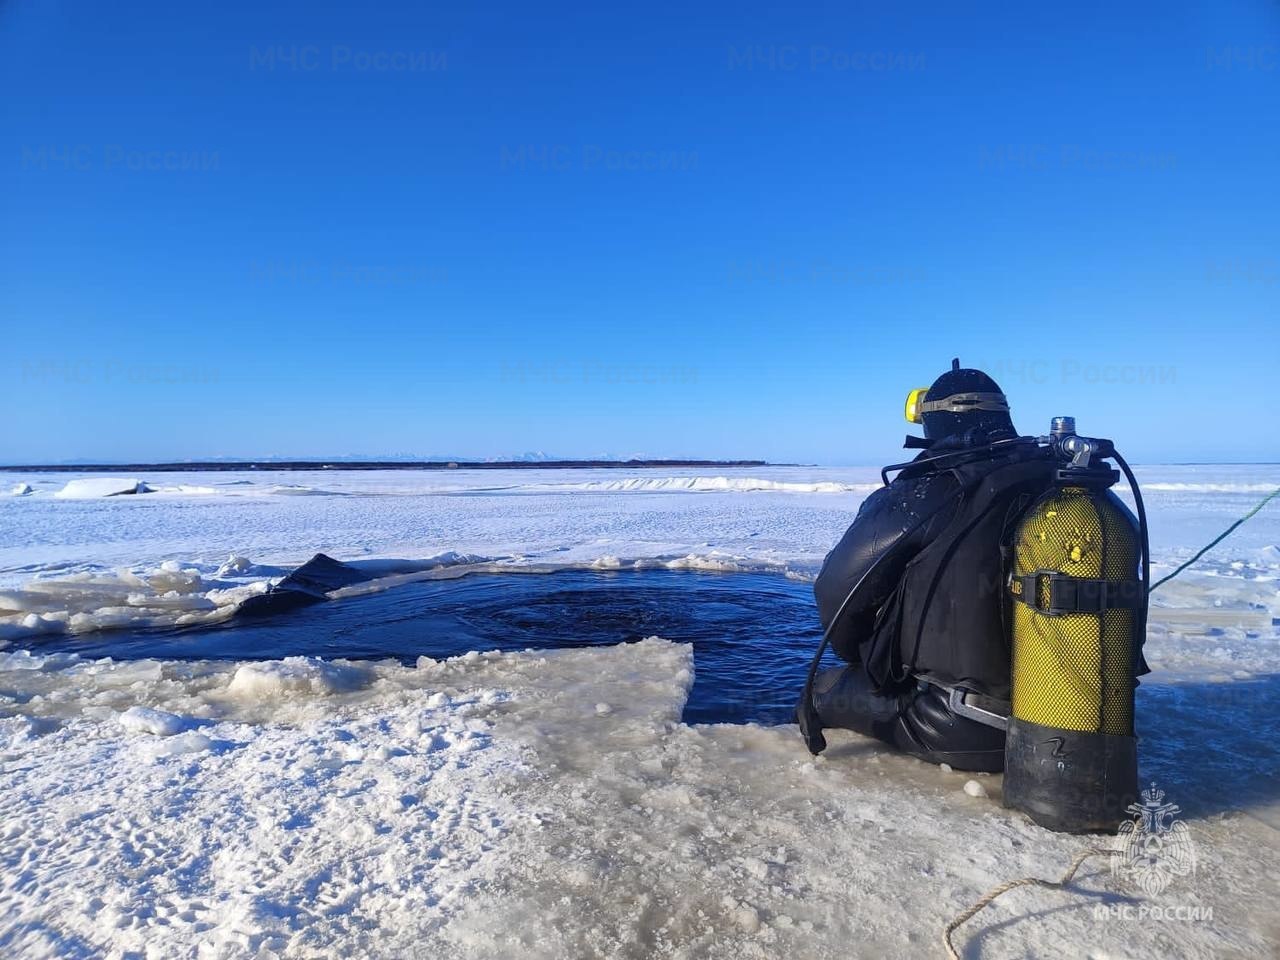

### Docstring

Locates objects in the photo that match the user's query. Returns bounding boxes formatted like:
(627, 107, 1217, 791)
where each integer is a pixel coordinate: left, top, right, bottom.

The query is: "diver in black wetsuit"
(796, 361, 1057, 771)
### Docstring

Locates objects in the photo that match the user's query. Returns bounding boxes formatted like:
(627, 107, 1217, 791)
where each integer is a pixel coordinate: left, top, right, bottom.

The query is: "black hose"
(1111, 450, 1150, 654)
(880, 436, 1036, 486)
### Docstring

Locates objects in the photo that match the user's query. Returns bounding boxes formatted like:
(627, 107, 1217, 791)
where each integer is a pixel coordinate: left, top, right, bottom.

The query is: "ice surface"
(118, 704, 195, 736)
(2, 464, 1276, 648)
(1, 464, 1278, 956)
(2, 639, 1276, 958)
(225, 657, 372, 699)
(54, 477, 152, 498)
(510, 475, 878, 494)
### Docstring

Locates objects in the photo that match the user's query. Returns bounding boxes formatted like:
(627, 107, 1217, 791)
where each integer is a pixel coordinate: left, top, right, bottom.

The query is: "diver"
(795, 360, 1060, 771)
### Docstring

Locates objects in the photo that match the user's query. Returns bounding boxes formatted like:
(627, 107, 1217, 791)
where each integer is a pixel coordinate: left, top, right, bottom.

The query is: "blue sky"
(2, 1, 1277, 464)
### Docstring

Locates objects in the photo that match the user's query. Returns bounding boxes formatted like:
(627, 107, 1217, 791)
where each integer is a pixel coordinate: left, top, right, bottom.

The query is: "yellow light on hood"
(904, 387, 930, 424)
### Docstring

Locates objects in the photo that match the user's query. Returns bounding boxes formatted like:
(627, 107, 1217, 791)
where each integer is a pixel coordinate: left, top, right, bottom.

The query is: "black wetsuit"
(804, 438, 1056, 772)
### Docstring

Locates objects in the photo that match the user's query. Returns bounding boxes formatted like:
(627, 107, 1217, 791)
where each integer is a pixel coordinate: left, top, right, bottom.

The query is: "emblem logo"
(1111, 782, 1197, 897)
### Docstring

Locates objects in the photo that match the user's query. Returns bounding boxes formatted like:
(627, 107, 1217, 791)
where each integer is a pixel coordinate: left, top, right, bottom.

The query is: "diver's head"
(905, 358, 1015, 444)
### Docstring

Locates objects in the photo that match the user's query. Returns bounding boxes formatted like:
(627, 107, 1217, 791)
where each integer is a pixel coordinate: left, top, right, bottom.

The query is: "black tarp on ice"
(238, 553, 375, 617)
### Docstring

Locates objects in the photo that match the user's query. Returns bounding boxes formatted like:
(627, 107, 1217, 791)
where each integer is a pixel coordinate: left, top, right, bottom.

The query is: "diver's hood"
(904, 358, 1016, 448)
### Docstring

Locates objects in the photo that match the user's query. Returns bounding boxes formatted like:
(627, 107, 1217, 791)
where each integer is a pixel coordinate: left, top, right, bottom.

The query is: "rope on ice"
(941, 846, 1111, 959)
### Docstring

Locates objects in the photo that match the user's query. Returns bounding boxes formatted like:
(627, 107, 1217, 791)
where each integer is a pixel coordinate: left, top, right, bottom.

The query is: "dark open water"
(28, 570, 826, 725)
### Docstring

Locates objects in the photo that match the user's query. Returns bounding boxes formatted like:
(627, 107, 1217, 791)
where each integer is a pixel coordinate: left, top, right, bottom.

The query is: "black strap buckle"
(1011, 570, 1141, 615)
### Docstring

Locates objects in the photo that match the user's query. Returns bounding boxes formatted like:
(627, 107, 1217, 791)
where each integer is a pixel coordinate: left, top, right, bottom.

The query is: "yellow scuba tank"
(1003, 417, 1145, 833)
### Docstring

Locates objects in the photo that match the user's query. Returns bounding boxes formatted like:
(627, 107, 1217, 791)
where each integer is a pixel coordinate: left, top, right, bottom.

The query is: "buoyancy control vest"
(861, 447, 1058, 701)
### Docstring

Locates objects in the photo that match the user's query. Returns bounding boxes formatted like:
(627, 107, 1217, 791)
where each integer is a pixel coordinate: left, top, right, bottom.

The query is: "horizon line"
(1, 458, 1276, 473)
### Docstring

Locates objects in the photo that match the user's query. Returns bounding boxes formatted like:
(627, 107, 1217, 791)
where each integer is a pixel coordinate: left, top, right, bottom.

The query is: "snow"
(0, 562, 268, 641)
(2, 463, 1276, 643)
(1, 463, 1278, 957)
(225, 657, 372, 699)
(54, 477, 152, 498)
(1140, 482, 1280, 493)
(118, 704, 195, 736)
(0, 641, 680, 958)
(511, 475, 877, 494)
(3, 638, 1275, 958)
(216, 553, 256, 576)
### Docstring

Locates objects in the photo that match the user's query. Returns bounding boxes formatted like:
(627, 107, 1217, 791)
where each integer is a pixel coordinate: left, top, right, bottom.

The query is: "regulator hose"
(880, 436, 1036, 486)
(1109, 449, 1151, 649)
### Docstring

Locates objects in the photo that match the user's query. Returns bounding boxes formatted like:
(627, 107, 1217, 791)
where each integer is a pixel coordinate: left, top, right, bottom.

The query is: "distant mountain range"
(5, 451, 664, 466)
(0, 457, 775, 473)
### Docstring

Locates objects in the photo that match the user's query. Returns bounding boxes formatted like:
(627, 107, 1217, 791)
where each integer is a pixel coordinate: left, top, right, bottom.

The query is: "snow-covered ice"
(53, 477, 153, 499)
(3, 639, 1277, 959)
(4, 464, 1275, 643)
(505, 475, 878, 495)
(117, 704, 196, 736)
(1, 463, 1278, 957)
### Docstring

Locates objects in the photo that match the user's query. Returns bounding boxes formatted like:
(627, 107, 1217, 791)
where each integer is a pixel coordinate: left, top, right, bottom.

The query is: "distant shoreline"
(0, 459, 778, 473)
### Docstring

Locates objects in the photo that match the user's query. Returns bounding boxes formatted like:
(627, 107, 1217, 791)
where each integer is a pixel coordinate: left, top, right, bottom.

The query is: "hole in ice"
(16, 569, 824, 725)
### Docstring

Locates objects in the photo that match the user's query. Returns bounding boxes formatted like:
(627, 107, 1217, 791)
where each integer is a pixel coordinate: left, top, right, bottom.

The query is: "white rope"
(942, 846, 1111, 959)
